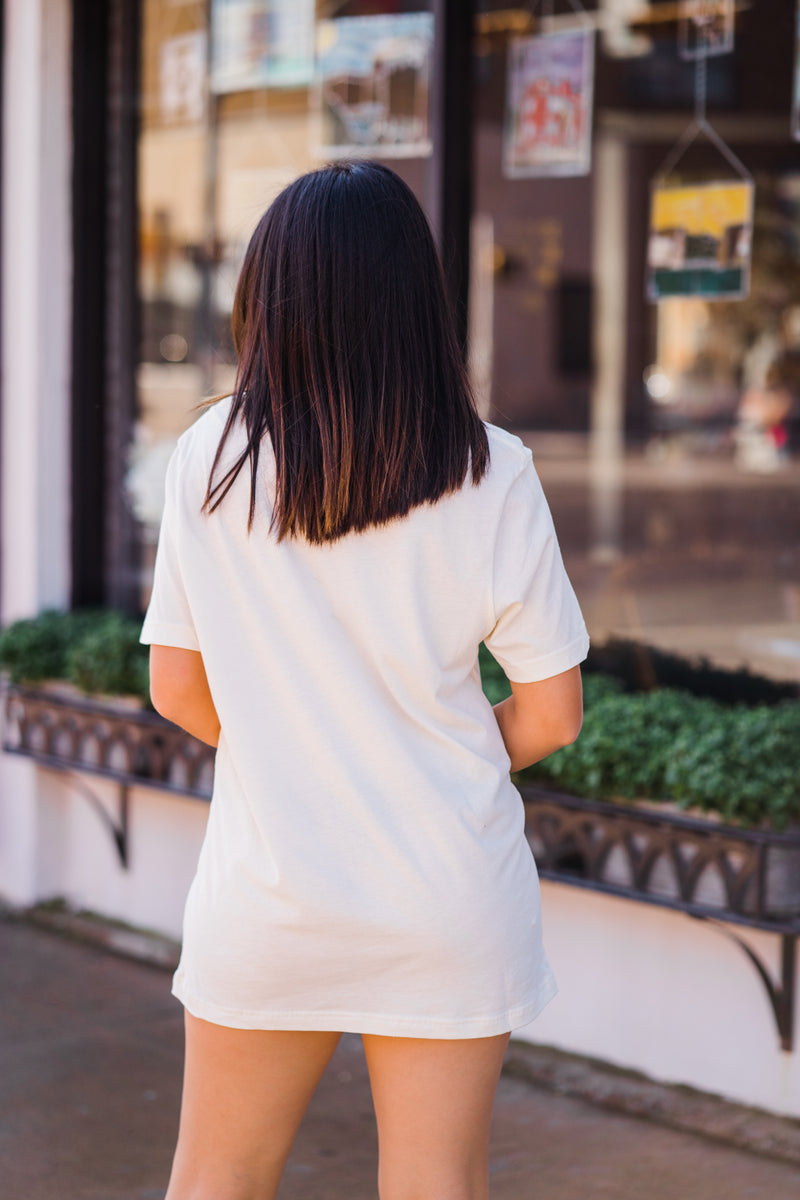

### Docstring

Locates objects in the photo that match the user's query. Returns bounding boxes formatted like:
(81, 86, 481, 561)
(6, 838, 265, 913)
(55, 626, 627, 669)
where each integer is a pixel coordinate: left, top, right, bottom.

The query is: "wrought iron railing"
(522, 785, 800, 932)
(522, 785, 799, 1051)
(2, 684, 214, 797)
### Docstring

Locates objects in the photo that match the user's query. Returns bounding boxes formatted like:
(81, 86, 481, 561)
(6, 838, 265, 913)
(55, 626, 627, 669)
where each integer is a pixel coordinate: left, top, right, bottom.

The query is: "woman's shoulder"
(186, 393, 235, 437)
(482, 423, 534, 486)
(175, 394, 237, 459)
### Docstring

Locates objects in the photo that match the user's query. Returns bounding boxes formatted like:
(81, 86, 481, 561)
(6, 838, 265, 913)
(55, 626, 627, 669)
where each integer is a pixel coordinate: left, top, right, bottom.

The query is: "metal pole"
(428, 0, 474, 360)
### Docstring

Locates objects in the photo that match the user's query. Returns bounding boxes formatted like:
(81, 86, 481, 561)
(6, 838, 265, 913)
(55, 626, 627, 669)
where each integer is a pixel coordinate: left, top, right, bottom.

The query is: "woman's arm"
(149, 645, 220, 747)
(493, 664, 583, 773)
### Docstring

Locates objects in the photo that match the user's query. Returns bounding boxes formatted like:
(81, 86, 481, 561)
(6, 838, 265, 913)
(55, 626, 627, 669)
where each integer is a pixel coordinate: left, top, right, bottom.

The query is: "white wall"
(1, 0, 72, 619)
(0, 0, 72, 904)
(521, 880, 800, 1120)
(34, 770, 209, 942)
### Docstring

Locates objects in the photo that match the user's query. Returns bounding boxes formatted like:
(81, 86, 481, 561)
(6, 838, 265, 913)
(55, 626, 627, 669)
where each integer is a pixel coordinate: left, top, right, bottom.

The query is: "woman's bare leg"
(165, 1012, 341, 1200)
(362, 1032, 510, 1200)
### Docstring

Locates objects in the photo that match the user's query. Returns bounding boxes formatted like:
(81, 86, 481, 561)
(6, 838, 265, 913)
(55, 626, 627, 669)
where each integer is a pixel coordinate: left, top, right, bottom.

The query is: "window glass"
(130, 0, 800, 685)
(472, 0, 800, 684)
(134, 0, 432, 606)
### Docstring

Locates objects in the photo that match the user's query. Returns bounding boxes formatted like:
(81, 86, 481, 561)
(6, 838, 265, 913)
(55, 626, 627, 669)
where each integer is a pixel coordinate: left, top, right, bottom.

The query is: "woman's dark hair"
(204, 160, 489, 543)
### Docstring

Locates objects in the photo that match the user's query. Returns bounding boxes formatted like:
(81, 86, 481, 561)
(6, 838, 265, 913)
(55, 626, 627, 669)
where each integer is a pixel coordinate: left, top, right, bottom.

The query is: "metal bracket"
(694, 916, 796, 1052)
(65, 773, 130, 869)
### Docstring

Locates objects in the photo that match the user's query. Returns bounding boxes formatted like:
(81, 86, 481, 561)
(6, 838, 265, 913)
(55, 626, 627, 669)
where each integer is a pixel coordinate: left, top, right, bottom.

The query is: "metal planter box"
(522, 784, 800, 931)
(2, 683, 214, 799)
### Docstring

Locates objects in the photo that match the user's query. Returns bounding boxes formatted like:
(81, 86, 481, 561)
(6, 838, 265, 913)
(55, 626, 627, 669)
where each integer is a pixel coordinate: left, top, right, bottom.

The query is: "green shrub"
(664, 702, 800, 828)
(0, 609, 99, 684)
(0, 608, 150, 704)
(528, 684, 699, 801)
(65, 612, 150, 702)
(582, 673, 625, 705)
(478, 643, 511, 705)
(521, 685, 800, 830)
(481, 643, 800, 829)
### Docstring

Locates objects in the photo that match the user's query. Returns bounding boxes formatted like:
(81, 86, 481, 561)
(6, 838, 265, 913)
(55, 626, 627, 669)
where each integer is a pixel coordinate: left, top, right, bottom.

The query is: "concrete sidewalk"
(2, 915, 799, 1200)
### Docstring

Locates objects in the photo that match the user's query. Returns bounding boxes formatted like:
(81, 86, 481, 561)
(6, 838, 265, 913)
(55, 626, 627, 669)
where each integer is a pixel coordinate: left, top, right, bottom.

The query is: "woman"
(142, 160, 588, 1200)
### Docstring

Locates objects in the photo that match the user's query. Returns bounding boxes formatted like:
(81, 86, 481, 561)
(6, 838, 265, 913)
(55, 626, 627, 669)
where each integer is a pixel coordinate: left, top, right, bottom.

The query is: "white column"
(589, 131, 628, 562)
(0, 0, 72, 905)
(468, 213, 494, 422)
(2, 0, 72, 621)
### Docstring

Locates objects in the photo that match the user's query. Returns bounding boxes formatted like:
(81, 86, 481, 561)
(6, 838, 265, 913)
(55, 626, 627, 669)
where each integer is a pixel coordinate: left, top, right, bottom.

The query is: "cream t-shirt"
(141, 398, 589, 1037)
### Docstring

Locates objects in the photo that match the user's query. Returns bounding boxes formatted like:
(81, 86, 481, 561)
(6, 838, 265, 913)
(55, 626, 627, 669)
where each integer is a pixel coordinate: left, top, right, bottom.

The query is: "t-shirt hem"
(171, 971, 558, 1039)
(495, 631, 590, 685)
(140, 619, 200, 652)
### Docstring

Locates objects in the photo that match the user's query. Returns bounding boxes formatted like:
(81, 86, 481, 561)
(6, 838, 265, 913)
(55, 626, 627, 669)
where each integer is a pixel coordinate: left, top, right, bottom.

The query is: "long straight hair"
(204, 161, 489, 543)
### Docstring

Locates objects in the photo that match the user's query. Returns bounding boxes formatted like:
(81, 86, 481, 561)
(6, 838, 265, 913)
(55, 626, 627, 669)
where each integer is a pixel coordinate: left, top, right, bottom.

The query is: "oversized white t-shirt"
(141, 398, 589, 1037)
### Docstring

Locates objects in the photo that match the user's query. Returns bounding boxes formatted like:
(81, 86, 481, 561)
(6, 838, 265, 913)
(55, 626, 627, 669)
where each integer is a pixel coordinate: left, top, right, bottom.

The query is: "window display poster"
(503, 30, 595, 179)
(647, 180, 754, 301)
(210, 0, 315, 93)
(160, 32, 207, 125)
(793, 0, 800, 141)
(678, 0, 735, 60)
(315, 13, 434, 158)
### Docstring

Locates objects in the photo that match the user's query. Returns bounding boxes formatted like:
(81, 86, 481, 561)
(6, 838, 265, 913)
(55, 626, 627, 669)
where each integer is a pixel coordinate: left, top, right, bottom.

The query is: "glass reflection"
(130, 0, 800, 687)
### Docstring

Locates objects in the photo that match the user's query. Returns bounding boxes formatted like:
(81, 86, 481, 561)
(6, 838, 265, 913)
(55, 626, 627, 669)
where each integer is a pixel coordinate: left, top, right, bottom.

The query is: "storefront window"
(122, 0, 800, 684)
(132, 0, 432, 606)
(471, 1, 800, 683)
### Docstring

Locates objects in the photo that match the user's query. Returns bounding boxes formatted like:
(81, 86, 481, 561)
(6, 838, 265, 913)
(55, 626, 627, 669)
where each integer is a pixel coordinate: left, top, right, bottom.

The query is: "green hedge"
(1, 618, 798, 829)
(0, 610, 150, 705)
(480, 645, 800, 830)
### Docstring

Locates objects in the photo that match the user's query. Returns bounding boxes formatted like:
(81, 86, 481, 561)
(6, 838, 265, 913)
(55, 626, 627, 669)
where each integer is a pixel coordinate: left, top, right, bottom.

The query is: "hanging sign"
(314, 13, 434, 158)
(210, 0, 315, 93)
(503, 29, 595, 179)
(160, 32, 208, 124)
(678, 0, 735, 60)
(647, 180, 754, 301)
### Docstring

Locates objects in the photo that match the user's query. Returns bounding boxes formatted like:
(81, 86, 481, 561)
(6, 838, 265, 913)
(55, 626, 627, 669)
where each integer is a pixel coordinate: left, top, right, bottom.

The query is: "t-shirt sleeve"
(484, 454, 589, 683)
(139, 437, 201, 652)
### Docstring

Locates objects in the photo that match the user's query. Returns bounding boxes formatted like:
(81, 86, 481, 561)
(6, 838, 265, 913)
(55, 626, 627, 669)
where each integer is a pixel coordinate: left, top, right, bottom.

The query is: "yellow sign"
(651, 182, 751, 239)
(647, 180, 754, 301)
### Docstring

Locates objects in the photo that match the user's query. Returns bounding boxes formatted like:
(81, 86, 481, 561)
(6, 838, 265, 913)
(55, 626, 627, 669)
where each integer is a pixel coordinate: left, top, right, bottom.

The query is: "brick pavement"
(2, 917, 799, 1200)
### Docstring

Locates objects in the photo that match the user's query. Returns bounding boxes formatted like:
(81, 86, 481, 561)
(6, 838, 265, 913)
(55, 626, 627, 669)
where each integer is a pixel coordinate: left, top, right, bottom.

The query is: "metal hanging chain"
(653, 42, 752, 187)
(696, 43, 707, 124)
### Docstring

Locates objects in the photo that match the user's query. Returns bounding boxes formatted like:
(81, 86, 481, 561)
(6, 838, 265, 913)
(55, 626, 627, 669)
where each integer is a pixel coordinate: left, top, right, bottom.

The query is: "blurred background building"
(5, 0, 800, 676)
(1, 0, 799, 1122)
